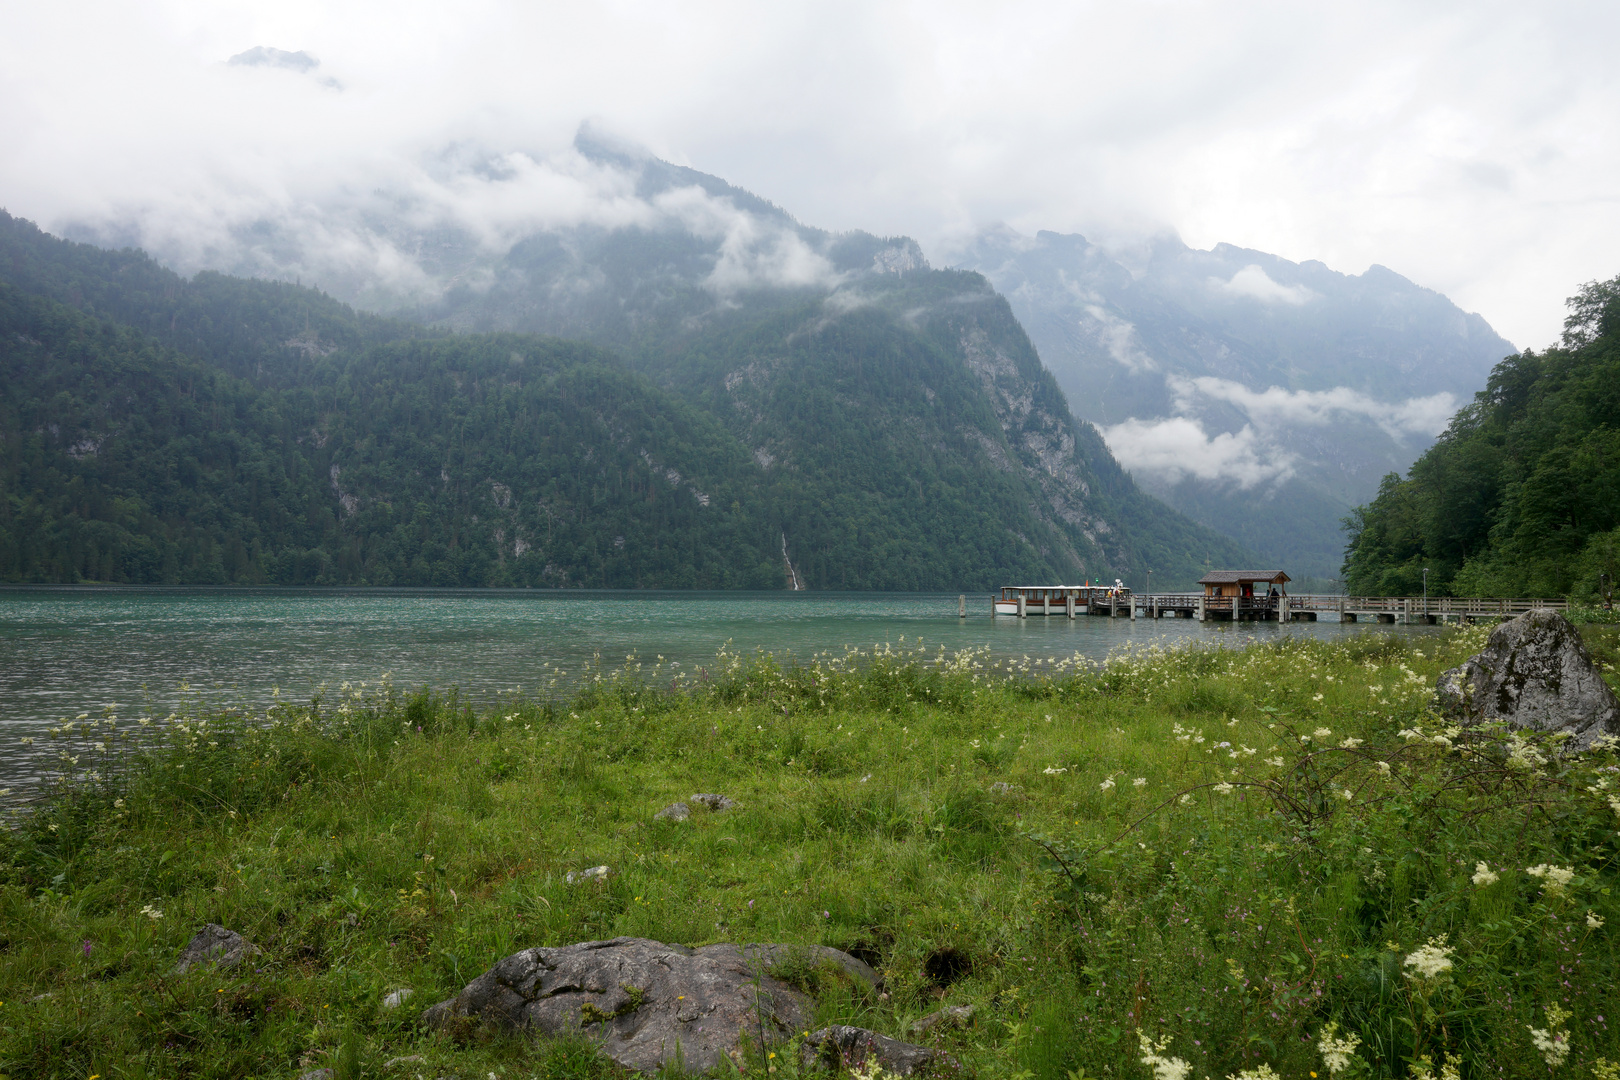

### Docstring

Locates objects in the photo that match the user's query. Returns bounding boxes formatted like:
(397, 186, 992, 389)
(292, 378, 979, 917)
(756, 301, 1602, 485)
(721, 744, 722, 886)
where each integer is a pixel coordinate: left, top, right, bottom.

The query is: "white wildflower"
(1528, 1003, 1571, 1067)
(140, 903, 163, 921)
(1588, 910, 1605, 929)
(1525, 864, 1576, 894)
(1227, 1067, 1282, 1080)
(1339, 737, 1364, 749)
(1316, 1021, 1362, 1076)
(1265, 756, 1286, 768)
(1099, 777, 1115, 791)
(1402, 935, 1454, 981)
(1213, 782, 1235, 795)
(1312, 693, 1324, 702)
(1471, 862, 1499, 887)
(1137, 1031, 1191, 1080)
(1375, 760, 1391, 776)
(1043, 766, 1068, 775)
(1133, 777, 1147, 787)
(1314, 727, 1333, 738)
(1507, 733, 1548, 771)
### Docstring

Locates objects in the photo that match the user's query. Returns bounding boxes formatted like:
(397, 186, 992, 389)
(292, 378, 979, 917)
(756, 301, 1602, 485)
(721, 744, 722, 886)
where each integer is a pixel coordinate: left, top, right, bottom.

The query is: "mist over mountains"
(2, 133, 1248, 589)
(957, 230, 1516, 582)
(27, 124, 1520, 589)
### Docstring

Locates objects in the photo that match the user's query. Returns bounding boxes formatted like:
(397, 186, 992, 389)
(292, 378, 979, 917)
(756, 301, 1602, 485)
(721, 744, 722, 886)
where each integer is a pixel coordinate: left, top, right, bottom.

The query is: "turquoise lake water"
(0, 587, 1445, 790)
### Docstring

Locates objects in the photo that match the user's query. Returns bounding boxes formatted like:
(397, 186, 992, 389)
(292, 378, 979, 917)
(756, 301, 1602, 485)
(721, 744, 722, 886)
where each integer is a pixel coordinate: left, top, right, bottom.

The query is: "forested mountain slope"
(0, 221, 1251, 587)
(0, 282, 783, 586)
(0, 210, 429, 384)
(4, 156, 1255, 589)
(347, 134, 1253, 585)
(1342, 276, 1620, 599)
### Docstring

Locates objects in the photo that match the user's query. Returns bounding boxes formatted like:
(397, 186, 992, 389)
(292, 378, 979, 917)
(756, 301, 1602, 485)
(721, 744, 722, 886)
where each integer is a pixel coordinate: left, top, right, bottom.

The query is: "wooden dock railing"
(1131, 593, 1568, 623)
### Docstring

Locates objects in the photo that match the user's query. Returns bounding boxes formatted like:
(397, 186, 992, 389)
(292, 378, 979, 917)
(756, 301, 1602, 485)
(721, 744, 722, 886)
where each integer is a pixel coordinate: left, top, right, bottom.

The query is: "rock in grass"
(800, 1025, 958, 1076)
(297, 1070, 334, 1080)
(382, 1055, 425, 1069)
(421, 937, 875, 1073)
(910, 1004, 974, 1034)
(172, 924, 257, 975)
(697, 942, 882, 994)
(565, 865, 611, 885)
(691, 793, 736, 812)
(1436, 610, 1620, 750)
(654, 802, 691, 822)
(381, 987, 414, 1009)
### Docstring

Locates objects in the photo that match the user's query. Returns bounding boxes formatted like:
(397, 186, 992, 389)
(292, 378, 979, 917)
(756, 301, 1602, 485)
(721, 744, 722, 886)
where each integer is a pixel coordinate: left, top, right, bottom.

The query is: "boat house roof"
(1197, 570, 1291, 586)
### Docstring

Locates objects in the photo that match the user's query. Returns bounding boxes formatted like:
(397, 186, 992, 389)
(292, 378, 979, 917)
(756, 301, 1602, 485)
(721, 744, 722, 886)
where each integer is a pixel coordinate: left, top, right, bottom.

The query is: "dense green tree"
(1343, 275, 1620, 598)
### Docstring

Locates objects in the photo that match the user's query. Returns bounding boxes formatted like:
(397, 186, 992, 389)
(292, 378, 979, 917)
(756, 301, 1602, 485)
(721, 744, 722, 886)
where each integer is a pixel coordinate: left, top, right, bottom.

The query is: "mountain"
(0, 207, 1251, 588)
(1342, 275, 1620, 600)
(957, 228, 1517, 585)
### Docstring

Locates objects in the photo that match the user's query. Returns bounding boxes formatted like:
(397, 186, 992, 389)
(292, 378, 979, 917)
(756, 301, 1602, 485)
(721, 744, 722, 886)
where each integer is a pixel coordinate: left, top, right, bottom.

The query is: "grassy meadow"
(3, 623, 1620, 1080)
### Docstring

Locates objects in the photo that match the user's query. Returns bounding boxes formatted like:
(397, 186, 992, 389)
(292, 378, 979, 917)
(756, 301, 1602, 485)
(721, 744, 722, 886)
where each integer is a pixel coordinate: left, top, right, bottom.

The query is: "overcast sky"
(3, 0, 1616, 349)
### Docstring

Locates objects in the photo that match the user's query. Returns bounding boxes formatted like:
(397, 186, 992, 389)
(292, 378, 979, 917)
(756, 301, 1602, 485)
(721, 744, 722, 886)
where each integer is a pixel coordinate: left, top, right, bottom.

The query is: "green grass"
(3, 630, 1620, 1080)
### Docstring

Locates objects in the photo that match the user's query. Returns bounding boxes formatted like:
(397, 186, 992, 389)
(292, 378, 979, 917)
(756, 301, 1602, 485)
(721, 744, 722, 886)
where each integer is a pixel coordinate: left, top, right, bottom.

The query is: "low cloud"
(58, 131, 844, 304)
(1101, 416, 1296, 489)
(1212, 265, 1317, 305)
(228, 47, 321, 74)
(1171, 375, 1456, 439)
(653, 185, 840, 295)
(1081, 303, 1157, 373)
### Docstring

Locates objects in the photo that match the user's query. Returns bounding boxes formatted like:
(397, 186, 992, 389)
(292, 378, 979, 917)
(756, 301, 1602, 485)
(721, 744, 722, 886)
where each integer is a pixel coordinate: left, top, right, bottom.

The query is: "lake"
(0, 587, 1444, 791)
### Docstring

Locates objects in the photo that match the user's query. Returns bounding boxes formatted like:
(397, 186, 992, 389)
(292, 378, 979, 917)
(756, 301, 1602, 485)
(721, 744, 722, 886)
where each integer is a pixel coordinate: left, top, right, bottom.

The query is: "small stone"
(654, 802, 691, 822)
(911, 1004, 974, 1034)
(298, 1071, 334, 1080)
(173, 924, 257, 975)
(565, 865, 611, 885)
(383, 1055, 426, 1069)
(691, 793, 736, 812)
(382, 987, 414, 1009)
(801, 1025, 957, 1076)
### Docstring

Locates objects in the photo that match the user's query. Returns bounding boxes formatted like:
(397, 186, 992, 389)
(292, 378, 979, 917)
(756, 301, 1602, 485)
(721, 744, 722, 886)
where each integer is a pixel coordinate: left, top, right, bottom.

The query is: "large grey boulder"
(421, 937, 876, 1073)
(1436, 610, 1620, 750)
(172, 924, 257, 975)
(800, 1025, 958, 1076)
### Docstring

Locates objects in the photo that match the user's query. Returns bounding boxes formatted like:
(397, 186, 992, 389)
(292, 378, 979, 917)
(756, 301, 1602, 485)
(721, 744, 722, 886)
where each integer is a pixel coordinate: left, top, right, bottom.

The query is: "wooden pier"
(1129, 594, 1569, 624)
(994, 576, 1568, 623)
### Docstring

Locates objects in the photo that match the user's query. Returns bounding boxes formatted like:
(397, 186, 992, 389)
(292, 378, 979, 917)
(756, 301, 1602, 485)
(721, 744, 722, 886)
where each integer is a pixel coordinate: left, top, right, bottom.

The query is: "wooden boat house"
(1196, 570, 1290, 620)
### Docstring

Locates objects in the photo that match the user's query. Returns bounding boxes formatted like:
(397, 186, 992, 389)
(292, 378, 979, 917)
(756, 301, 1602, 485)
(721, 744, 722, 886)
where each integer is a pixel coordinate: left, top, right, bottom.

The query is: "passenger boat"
(993, 583, 1131, 617)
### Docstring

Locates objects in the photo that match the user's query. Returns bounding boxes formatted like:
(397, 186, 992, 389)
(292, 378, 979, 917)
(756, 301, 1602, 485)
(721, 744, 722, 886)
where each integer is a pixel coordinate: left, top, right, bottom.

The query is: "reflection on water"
(0, 586, 1446, 788)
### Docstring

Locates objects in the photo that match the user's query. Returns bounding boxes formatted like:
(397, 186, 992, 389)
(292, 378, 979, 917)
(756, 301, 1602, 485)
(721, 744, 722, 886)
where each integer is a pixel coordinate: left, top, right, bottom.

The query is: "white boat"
(993, 583, 1130, 617)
